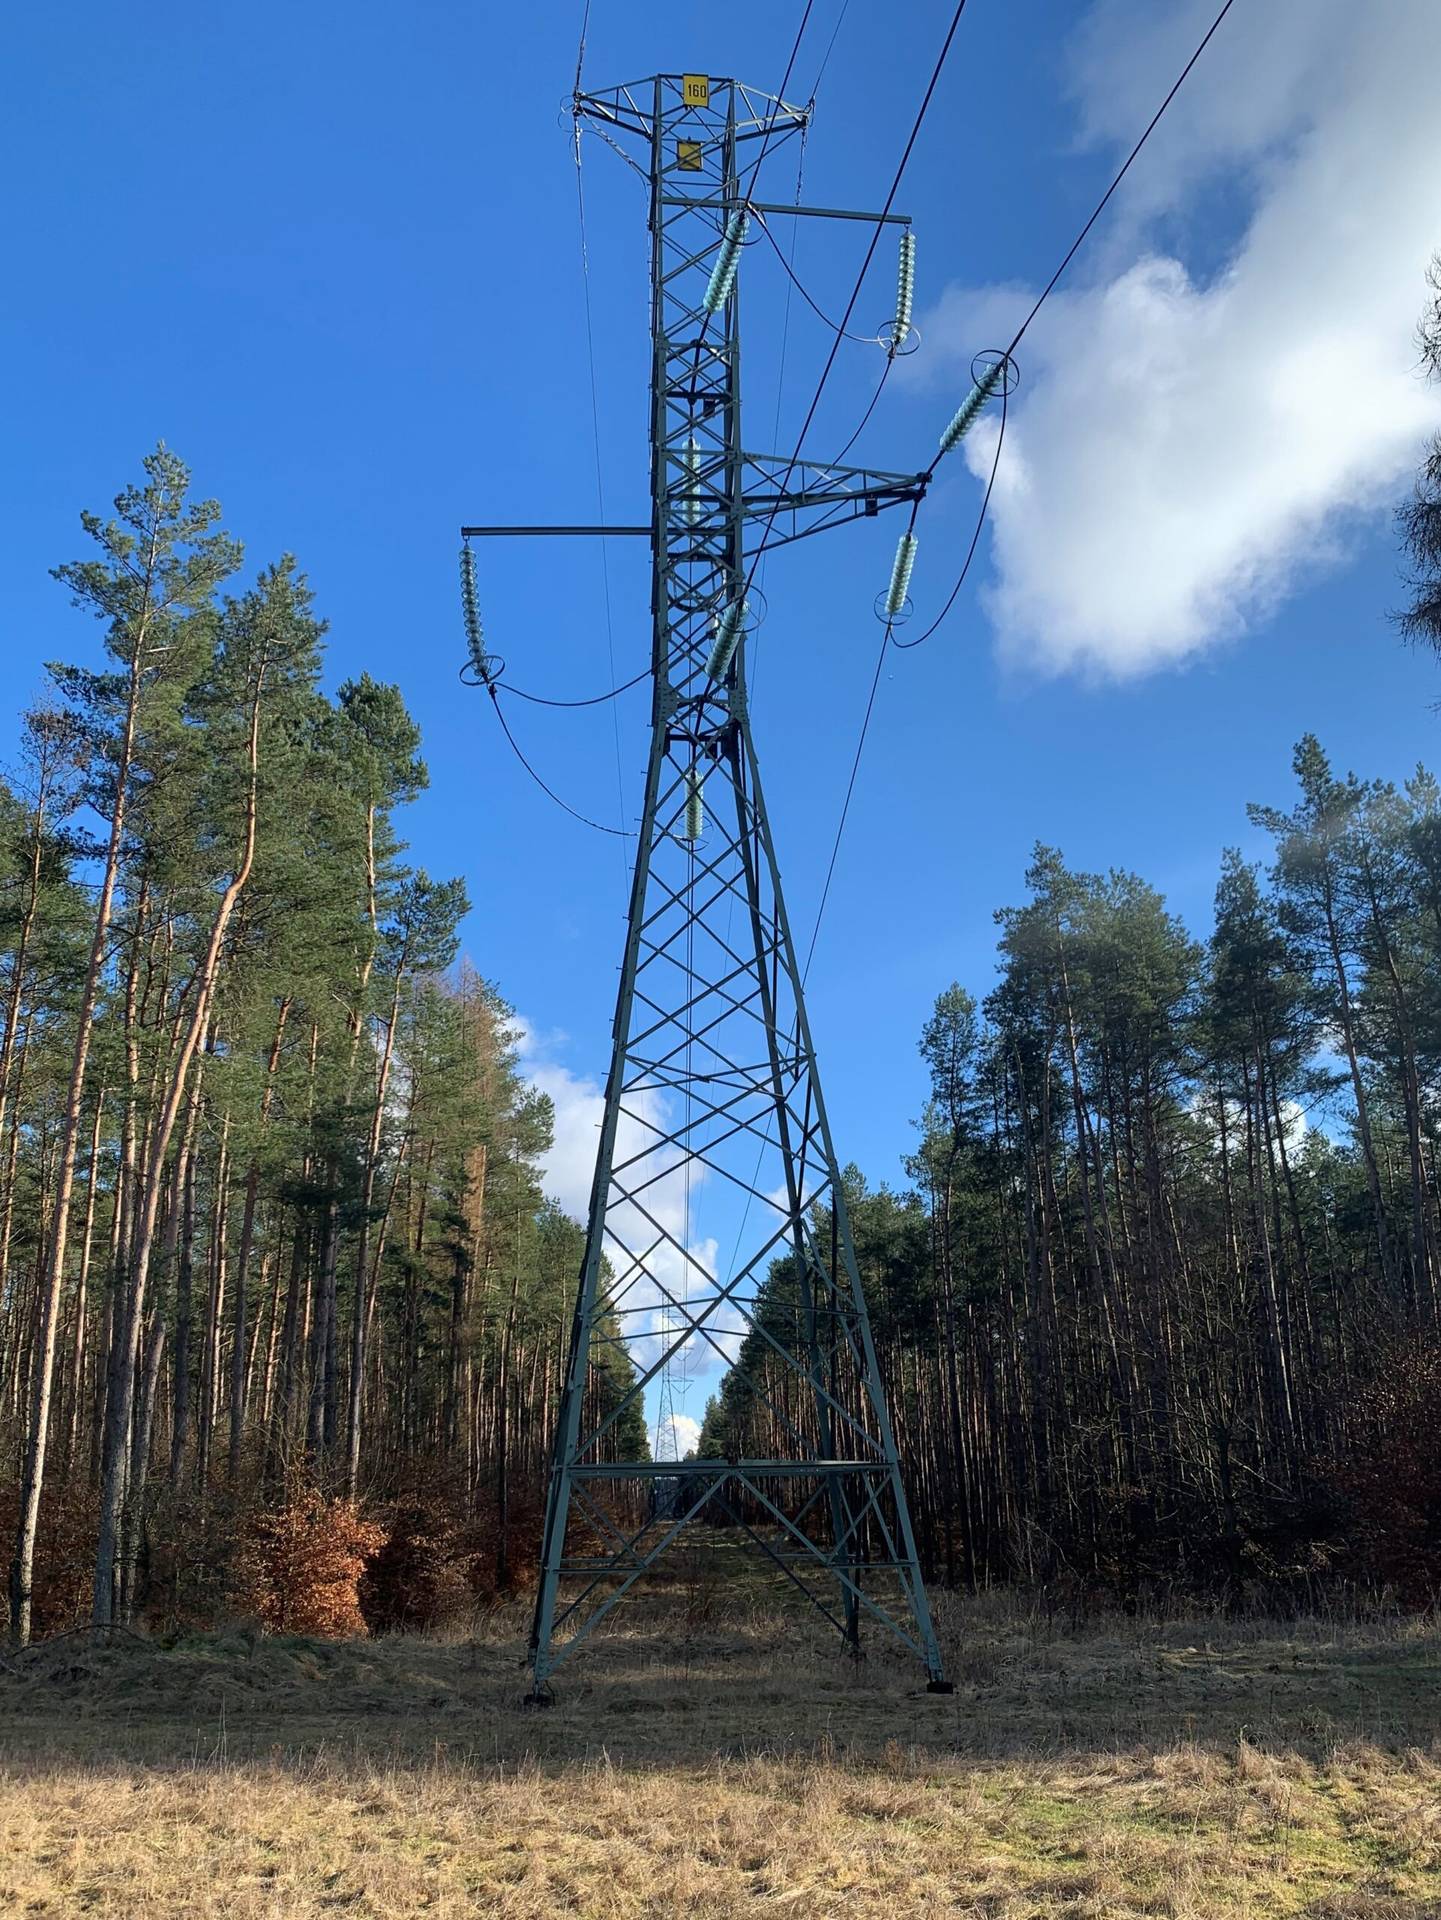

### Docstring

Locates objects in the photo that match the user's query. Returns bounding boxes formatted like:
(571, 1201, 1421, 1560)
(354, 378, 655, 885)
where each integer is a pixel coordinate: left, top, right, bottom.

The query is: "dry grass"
(2, 1548, 1439, 1917)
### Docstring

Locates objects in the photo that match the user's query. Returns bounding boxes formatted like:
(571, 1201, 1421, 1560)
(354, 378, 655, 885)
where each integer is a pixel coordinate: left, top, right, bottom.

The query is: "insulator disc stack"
(891, 229, 916, 352)
(684, 767, 705, 842)
(706, 599, 746, 680)
(703, 211, 749, 315)
(459, 544, 492, 683)
(938, 355, 1009, 457)
(885, 531, 918, 617)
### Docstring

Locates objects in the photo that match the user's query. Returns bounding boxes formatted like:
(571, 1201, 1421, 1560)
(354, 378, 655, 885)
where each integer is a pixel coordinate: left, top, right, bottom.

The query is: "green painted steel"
(525, 72, 946, 1693)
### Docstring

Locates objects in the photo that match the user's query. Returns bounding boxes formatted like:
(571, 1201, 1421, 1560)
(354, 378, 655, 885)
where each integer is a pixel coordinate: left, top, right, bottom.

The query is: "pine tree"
(11, 447, 241, 1646)
(1397, 258, 1441, 660)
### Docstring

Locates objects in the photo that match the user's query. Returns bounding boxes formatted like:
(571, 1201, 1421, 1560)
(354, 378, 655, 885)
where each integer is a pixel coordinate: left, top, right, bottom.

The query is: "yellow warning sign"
(681, 74, 710, 108)
(676, 139, 703, 171)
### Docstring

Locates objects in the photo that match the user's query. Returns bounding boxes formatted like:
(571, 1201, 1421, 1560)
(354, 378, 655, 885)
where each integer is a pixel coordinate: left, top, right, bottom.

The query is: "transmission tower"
(463, 71, 949, 1695)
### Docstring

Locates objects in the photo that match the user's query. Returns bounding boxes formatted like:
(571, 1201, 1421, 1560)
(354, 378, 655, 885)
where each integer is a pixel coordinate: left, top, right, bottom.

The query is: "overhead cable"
(498, 665, 651, 707)
(909, 0, 1237, 636)
(738, 0, 971, 611)
(1005, 0, 1237, 359)
(486, 686, 635, 838)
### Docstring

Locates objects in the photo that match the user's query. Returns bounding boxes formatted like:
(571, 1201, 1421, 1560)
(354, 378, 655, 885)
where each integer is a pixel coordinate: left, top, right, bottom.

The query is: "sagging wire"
(486, 685, 635, 839)
(752, 210, 920, 360)
(713, 4, 974, 1059)
(827, 0, 1237, 656)
(718, 593, 892, 1289)
(574, 115, 648, 183)
(747, 217, 911, 517)
(459, 540, 634, 837)
(803, 382, 1008, 963)
(729, 0, 972, 627)
(596, 0, 1241, 1305)
(752, 211, 881, 344)
(498, 665, 651, 708)
(791, 1, 1243, 983)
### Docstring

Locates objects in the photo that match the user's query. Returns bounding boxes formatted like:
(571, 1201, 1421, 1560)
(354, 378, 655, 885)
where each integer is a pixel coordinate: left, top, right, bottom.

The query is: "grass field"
(2, 1546, 1439, 1917)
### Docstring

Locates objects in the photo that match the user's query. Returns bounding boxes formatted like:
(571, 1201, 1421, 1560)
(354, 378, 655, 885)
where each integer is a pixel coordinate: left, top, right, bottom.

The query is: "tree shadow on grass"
(1, 1586, 1437, 1773)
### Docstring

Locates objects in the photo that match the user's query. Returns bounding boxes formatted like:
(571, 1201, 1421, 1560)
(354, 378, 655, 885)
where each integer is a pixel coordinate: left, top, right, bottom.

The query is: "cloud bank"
(519, 1025, 734, 1382)
(652, 1411, 703, 1462)
(917, 0, 1441, 678)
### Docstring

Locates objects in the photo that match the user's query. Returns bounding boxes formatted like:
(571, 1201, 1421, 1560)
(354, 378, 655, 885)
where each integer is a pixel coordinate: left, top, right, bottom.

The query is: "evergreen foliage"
(701, 755, 1441, 1601)
(7, 403, 1441, 1642)
(1, 449, 645, 1643)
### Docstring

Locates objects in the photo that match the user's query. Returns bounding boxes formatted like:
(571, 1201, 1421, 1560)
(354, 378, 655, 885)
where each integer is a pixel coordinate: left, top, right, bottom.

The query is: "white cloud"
(1190, 1086, 1308, 1156)
(914, 0, 1441, 678)
(519, 1022, 742, 1378)
(525, 1054, 605, 1222)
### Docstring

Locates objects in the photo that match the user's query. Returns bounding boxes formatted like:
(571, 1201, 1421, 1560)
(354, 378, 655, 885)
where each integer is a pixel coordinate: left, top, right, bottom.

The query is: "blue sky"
(6, 2, 1441, 1440)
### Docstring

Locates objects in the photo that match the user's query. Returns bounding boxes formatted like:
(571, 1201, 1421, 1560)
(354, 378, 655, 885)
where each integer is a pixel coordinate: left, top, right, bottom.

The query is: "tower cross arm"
(747, 201, 911, 226)
(575, 77, 809, 145)
(740, 454, 927, 544)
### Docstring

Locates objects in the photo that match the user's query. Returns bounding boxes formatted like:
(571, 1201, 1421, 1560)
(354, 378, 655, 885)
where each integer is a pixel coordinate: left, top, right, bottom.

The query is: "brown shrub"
(472, 1487, 544, 1598)
(0, 1478, 97, 1640)
(1331, 1339, 1441, 1605)
(234, 1488, 384, 1637)
(359, 1502, 472, 1635)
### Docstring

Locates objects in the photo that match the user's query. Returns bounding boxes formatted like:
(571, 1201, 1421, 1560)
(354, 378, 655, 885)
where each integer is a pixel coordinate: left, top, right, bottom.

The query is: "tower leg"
(728, 723, 861, 1652)
(522, 69, 947, 1694)
(738, 718, 949, 1688)
(528, 726, 669, 1694)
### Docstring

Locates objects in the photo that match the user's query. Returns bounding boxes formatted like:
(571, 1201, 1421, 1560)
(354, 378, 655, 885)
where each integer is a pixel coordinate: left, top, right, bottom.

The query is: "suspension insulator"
(885, 531, 918, 617)
(892, 229, 916, 350)
(683, 435, 702, 526)
(938, 355, 1008, 457)
(706, 599, 745, 680)
(702, 211, 748, 315)
(684, 767, 705, 842)
(459, 544, 491, 682)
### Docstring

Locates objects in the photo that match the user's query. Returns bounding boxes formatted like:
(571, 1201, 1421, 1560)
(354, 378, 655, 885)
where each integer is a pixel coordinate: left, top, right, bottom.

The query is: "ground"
(2, 1543, 1438, 1917)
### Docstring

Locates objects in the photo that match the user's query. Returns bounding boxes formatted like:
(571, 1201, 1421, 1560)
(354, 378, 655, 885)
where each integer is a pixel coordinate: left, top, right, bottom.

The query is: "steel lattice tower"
(466, 71, 948, 1695)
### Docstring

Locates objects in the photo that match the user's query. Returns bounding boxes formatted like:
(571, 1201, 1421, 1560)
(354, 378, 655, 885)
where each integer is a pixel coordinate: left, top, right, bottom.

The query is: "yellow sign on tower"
(681, 73, 710, 108)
